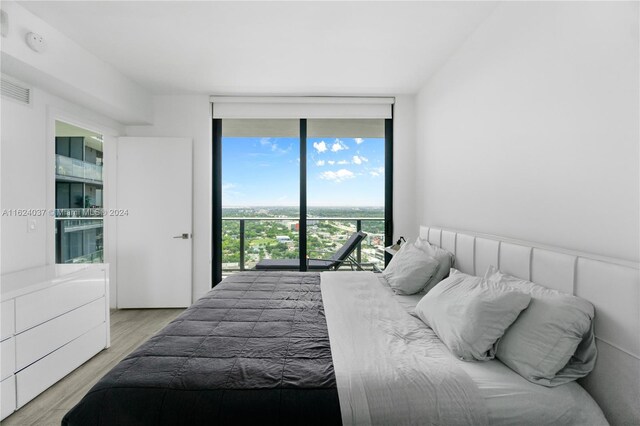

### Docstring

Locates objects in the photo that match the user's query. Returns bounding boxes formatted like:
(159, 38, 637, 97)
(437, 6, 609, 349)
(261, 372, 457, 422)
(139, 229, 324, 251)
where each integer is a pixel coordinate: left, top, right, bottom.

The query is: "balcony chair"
(255, 231, 368, 271)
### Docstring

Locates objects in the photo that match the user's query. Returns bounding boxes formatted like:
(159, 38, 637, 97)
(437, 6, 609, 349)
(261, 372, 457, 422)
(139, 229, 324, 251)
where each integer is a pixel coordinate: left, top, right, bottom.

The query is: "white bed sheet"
(322, 271, 489, 426)
(375, 274, 609, 426)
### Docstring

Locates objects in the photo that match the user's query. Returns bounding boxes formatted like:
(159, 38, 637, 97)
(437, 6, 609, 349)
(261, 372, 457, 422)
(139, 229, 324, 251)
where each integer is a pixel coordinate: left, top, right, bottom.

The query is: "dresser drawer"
(1, 375, 16, 420)
(15, 268, 105, 332)
(1, 300, 15, 340)
(16, 323, 106, 408)
(1, 337, 15, 380)
(16, 297, 105, 371)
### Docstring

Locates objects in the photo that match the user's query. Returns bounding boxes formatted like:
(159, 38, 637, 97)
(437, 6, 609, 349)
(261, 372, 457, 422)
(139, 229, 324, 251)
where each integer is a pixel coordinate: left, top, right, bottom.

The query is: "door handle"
(173, 233, 190, 239)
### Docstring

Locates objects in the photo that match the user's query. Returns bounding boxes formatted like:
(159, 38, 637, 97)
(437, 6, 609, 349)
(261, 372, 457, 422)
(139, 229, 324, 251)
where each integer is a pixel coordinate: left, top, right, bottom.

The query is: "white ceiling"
(20, 1, 498, 96)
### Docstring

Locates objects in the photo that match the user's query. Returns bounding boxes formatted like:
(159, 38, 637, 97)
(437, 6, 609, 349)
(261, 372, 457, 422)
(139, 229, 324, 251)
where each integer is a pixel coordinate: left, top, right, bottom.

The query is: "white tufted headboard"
(420, 226, 640, 426)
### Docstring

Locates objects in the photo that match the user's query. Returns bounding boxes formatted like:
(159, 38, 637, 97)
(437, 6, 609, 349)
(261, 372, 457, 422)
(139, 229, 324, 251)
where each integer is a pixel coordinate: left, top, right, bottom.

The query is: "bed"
(63, 226, 639, 425)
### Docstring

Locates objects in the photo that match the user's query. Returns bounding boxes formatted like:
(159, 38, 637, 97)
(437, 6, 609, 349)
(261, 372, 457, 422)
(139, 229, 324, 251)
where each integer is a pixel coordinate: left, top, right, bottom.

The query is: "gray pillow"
(382, 243, 439, 295)
(414, 270, 532, 361)
(485, 266, 597, 386)
(415, 237, 454, 292)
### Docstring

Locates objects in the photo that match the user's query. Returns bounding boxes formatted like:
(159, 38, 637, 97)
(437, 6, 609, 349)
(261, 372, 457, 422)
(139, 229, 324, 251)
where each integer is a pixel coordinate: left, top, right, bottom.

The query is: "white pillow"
(415, 269, 532, 361)
(382, 243, 440, 295)
(415, 237, 454, 292)
(485, 266, 597, 386)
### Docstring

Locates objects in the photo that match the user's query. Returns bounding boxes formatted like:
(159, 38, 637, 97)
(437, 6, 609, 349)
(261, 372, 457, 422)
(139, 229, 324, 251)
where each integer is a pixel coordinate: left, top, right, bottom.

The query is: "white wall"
(415, 2, 639, 262)
(126, 96, 212, 302)
(1, 1, 152, 124)
(1, 79, 124, 274)
(393, 95, 417, 243)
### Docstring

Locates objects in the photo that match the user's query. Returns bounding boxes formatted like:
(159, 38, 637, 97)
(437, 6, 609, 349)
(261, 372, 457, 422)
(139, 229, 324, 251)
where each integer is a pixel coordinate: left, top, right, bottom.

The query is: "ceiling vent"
(1, 78, 30, 104)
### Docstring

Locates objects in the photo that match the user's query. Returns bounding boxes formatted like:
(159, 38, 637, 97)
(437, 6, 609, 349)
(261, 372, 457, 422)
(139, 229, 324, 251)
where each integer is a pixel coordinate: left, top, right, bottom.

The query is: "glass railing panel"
(222, 220, 241, 271)
(56, 155, 73, 177)
(360, 219, 386, 271)
(221, 218, 300, 273)
(221, 217, 382, 273)
(244, 219, 299, 270)
(88, 162, 103, 181)
(55, 154, 103, 182)
(86, 163, 96, 181)
(72, 158, 84, 179)
(307, 219, 356, 260)
(306, 219, 340, 258)
(55, 216, 104, 264)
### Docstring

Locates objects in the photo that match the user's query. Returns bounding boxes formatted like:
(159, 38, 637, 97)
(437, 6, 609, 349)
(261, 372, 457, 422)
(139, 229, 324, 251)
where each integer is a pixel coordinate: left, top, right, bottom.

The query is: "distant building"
(288, 220, 318, 232)
(286, 221, 298, 231)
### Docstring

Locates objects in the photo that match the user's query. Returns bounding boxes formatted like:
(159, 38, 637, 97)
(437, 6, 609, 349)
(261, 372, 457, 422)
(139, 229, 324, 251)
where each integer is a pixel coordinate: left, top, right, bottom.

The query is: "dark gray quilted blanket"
(62, 271, 342, 426)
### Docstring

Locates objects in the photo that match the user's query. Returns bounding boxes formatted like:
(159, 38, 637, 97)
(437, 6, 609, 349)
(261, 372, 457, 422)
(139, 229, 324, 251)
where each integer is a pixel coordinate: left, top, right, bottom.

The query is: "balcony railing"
(62, 249, 104, 264)
(222, 217, 385, 272)
(55, 215, 104, 264)
(58, 218, 104, 232)
(56, 154, 103, 183)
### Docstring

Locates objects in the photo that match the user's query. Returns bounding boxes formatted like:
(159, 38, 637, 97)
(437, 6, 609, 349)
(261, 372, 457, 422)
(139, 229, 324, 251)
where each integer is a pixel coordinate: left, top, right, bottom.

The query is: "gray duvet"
(62, 271, 341, 426)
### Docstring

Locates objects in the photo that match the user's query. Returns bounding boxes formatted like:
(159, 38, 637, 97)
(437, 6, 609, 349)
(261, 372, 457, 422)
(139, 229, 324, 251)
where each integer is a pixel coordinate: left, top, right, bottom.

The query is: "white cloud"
(222, 182, 244, 201)
(313, 141, 327, 153)
(258, 137, 292, 155)
(369, 166, 385, 177)
(354, 138, 364, 144)
(320, 169, 355, 183)
(222, 182, 236, 191)
(316, 160, 325, 166)
(352, 155, 368, 165)
(331, 139, 348, 152)
(337, 160, 349, 165)
(327, 160, 335, 165)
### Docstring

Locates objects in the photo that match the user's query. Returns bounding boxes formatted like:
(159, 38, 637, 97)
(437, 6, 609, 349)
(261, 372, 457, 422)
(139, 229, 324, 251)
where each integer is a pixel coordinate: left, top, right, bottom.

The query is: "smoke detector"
(26, 32, 47, 53)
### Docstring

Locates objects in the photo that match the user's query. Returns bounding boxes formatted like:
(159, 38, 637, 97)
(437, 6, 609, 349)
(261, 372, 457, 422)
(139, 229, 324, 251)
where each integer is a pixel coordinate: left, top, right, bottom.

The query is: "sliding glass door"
(306, 119, 387, 271)
(219, 120, 300, 274)
(213, 117, 392, 284)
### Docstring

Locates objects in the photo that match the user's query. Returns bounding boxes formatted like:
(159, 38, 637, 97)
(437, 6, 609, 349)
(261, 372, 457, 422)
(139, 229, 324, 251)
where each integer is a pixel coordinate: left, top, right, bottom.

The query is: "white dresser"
(1, 264, 110, 420)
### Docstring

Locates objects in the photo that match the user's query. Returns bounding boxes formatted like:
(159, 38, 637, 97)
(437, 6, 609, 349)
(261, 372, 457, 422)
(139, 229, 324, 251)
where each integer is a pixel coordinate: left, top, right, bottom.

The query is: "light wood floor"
(2, 308, 184, 426)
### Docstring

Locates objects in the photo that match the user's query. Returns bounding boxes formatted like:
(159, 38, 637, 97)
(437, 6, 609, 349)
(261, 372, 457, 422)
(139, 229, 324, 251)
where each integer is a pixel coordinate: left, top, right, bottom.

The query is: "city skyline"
(222, 136, 385, 207)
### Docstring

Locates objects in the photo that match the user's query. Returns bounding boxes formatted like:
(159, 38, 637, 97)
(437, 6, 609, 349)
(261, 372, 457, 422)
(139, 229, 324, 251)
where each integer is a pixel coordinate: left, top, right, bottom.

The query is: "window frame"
(211, 117, 393, 286)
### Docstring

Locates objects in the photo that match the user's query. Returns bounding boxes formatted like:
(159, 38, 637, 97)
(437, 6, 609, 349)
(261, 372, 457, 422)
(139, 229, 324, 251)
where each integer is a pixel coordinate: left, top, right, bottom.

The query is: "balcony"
(56, 154, 103, 184)
(222, 217, 385, 272)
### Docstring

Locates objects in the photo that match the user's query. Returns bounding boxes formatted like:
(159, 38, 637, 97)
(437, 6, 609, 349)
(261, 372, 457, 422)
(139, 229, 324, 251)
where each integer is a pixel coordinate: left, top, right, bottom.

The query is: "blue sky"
(222, 136, 385, 207)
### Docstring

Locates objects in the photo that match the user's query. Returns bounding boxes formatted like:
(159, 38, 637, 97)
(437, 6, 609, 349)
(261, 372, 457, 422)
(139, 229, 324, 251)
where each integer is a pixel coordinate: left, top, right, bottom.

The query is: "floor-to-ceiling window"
(220, 119, 300, 273)
(212, 98, 393, 284)
(306, 119, 386, 270)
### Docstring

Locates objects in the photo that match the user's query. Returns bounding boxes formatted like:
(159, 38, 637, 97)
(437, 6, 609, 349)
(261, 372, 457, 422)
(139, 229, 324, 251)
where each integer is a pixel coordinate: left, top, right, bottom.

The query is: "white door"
(116, 137, 192, 308)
